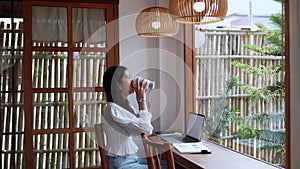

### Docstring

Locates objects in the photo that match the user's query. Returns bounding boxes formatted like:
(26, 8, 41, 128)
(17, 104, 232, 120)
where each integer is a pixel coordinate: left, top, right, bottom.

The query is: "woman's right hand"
(133, 78, 148, 111)
(132, 77, 148, 100)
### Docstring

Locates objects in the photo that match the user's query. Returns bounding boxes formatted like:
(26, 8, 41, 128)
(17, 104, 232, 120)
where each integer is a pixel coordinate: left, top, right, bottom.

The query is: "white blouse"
(102, 102, 153, 156)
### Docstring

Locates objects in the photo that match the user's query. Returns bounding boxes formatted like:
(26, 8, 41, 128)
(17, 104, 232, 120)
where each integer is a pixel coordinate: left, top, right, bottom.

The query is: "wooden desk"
(150, 136, 280, 169)
(173, 140, 281, 169)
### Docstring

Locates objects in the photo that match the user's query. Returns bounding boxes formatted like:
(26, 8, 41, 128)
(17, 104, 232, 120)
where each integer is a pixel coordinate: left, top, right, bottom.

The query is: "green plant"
(231, 112, 286, 167)
(204, 75, 239, 142)
(231, 0, 286, 166)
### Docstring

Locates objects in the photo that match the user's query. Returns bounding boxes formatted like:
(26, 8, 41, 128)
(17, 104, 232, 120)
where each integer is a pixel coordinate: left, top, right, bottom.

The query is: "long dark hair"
(103, 66, 135, 115)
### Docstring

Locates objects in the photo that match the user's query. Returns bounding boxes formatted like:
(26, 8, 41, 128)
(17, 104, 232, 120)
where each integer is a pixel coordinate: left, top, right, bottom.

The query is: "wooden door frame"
(23, 1, 119, 168)
(184, 24, 195, 124)
(284, 0, 290, 168)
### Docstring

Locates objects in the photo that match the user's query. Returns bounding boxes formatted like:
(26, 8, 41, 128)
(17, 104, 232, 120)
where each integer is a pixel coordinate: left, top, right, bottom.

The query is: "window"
(191, 0, 286, 167)
(0, 1, 118, 169)
(0, 1, 24, 169)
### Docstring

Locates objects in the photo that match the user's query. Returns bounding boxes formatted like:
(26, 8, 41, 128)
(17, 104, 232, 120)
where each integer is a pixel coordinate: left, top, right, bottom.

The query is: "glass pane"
(33, 92, 69, 130)
(0, 21, 23, 92)
(32, 51, 68, 88)
(0, 17, 24, 169)
(195, 1, 285, 166)
(1, 92, 24, 133)
(32, 6, 68, 47)
(34, 133, 70, 169)
(1, 134, 25, 169)
(72, 8, 106, 48)
(73, 51, 106, 88)
(75, 132, 100, 168)
(73, 92, 105, 128)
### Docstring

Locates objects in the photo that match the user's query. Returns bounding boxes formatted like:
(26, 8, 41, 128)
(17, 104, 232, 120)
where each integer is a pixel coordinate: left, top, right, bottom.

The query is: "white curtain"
(72, 8, 106, 43)
(32, 6, 106, 43)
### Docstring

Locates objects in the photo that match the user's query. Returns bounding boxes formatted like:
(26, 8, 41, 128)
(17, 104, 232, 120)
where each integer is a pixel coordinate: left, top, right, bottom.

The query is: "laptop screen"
(186, 112, 205, 140)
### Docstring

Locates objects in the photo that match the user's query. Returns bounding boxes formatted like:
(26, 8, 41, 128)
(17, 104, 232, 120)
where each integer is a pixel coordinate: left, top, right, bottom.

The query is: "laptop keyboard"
(161, 135, 199, 144)
(181, 136, 198, 143)
(161, 136, 183, 144)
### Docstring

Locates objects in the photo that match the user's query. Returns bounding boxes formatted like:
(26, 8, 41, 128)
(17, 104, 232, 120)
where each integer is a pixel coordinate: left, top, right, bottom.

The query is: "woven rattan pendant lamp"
(136, 4, 179, 37)
(170, 0, 228, 24)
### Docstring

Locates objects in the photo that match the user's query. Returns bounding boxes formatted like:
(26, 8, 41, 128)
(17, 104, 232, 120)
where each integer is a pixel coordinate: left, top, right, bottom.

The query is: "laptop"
(159, 112, 211, 153)
(159, 112, 205, 144)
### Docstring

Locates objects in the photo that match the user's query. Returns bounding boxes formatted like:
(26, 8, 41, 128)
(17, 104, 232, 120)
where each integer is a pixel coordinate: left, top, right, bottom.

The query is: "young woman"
(102, 65, 153, 169)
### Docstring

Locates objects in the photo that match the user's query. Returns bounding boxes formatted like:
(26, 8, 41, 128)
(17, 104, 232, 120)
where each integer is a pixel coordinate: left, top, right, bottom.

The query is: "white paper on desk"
(174, 142, 212, 154)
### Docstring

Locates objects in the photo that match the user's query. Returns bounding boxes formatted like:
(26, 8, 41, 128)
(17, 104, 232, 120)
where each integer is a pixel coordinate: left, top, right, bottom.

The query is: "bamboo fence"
(195, 28, 285, 165)
(1, 21, 107, 169)
(1, 21, 24, 169)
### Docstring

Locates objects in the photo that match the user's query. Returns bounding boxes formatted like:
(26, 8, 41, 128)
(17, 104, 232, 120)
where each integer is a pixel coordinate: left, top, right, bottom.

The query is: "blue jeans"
(107, 154, 148, 169)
